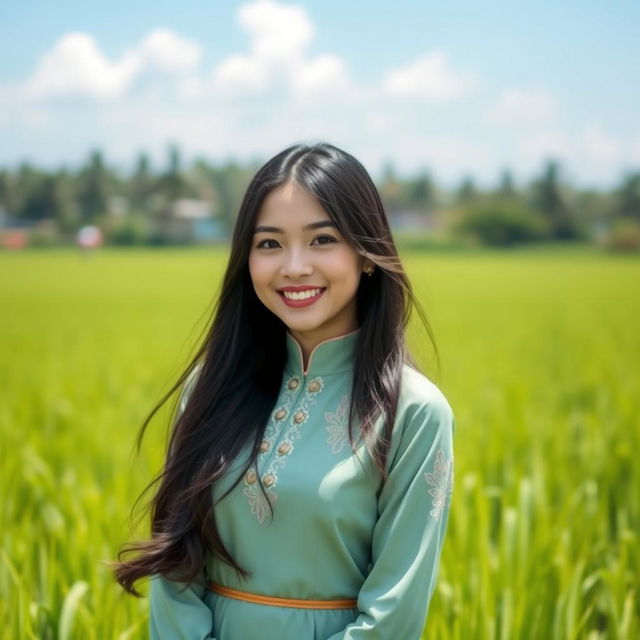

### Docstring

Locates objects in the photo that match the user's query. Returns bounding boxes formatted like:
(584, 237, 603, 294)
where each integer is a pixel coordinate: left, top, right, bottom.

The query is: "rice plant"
(1, 247, 638, 639)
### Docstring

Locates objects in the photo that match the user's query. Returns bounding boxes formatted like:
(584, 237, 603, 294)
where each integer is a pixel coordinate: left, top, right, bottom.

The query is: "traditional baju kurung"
(150, 329, 454, 639)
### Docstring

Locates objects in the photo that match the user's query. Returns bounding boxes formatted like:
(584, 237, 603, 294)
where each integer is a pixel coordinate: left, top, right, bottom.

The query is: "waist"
(208, 581, 358, 610)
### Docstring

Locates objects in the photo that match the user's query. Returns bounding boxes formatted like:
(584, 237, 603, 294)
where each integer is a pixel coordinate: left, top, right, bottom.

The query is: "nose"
(280, 247, 313, 279)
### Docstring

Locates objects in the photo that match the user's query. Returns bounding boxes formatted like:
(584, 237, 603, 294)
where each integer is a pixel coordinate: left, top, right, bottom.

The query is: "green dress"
(149, 329, 455, 639)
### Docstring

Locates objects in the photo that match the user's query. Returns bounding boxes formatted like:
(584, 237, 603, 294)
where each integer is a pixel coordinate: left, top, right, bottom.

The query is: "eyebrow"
(253, 220, 337, 234)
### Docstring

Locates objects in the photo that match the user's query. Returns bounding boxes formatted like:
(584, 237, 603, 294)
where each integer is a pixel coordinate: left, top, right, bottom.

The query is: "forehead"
(255, 182, 330, 227)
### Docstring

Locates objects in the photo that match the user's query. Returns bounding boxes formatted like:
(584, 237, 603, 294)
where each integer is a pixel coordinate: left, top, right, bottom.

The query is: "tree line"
(1, 144, 639, 249)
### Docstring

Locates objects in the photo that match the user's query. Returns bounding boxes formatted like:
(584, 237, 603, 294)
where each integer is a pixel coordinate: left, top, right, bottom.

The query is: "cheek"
(248, 253, 268, 289)
(323, 251, 361, 287)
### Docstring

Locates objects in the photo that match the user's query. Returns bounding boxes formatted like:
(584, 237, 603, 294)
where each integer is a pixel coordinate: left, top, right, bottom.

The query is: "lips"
(277, 287, 326, 308)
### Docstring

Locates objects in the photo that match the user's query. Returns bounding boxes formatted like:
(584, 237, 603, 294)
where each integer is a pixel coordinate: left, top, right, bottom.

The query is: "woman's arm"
(148, 363, 217, 639)
(149, 570, 216, 640)
(327, 386, 455, 640)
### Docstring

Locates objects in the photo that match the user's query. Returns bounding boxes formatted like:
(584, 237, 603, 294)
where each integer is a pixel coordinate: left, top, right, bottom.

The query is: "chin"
(281, 317, 324, 333)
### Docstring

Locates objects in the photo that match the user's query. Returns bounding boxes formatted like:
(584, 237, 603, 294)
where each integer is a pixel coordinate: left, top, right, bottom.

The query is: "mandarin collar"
(285, 329, 359, 377)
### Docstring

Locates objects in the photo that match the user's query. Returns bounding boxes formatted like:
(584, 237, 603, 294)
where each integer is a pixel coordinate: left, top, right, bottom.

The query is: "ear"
(361, 259, 375, 275)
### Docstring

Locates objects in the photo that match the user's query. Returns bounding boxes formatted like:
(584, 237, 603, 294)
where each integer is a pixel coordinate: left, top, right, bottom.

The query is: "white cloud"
(487, 87, 556, 124)
(363, 112, 397, 134)
(289, 55, 350, 99)
(519, 127, 571, 160)
(137, 28, 202, 72)
(177, 76, 206, 100)
(24, 29, 202, 101)
(509, 126, 628, 185)
(213, 54, 270, 93)
(26, 32, 141, 99)
(383, 51, 476, 101)
(2, 1, 631, 188)
(238, 0, 313, 60)
(213, 0, 352, 100)
(378, 133, 492, 181)
(582, 125, 620, 163)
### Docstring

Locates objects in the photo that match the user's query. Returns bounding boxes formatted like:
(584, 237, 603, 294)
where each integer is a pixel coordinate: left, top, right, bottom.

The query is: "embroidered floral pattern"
(424, 449, 453, 521)
(325, 394, 351, 454)
(242, 483, 278, 523)
(244, 374, 325, 523)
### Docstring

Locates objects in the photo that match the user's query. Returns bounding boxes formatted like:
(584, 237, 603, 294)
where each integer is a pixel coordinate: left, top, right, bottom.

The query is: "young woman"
(115, 142, 455, 639)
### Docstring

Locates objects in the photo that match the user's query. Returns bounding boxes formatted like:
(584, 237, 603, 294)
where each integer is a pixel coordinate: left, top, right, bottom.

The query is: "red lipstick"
(278, 286, 326, 308)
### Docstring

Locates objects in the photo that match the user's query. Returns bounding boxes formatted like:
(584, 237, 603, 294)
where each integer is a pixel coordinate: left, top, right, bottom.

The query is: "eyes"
(255, 235, 338, 250)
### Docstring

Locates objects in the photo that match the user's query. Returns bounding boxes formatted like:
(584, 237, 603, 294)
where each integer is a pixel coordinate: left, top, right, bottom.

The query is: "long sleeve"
(326, 387, 455, 640)
(149, 572, 216, 640)
(149, 363, 216, 640)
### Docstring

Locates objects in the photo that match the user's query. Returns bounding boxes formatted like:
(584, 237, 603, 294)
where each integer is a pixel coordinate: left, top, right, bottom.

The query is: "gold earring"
(364, 266, 374, 277)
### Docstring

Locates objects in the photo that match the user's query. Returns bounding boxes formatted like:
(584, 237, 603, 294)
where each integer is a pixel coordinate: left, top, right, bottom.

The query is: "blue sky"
(1, 0, 639, 187)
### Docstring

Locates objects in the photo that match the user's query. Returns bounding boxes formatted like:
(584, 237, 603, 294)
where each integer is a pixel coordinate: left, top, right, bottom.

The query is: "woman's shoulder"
(379, 363, 454, 471)
(397, 362, 454, 426)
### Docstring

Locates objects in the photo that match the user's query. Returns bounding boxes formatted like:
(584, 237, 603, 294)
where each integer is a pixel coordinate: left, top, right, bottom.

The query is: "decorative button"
(293, 411, 306, 424)
(287, 378, 299, 390)
(259, 439, 270, 452)
(263, 474, 275, 487)
(274, 409, 286, 420)
(278, 442, 292, 455)
(245, 469, 257, 485)
(308, 380, 321, 392)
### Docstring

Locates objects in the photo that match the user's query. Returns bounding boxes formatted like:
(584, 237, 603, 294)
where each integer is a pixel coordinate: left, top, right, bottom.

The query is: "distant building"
(0, 207, 32, 249)
(152, 198, 227, 244)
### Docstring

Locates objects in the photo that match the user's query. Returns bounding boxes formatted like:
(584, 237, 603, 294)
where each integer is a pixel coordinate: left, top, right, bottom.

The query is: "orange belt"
(208, 581, 358, 610)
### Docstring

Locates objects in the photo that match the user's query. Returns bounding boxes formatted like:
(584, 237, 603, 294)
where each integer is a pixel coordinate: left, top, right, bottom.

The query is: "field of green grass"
(1, 247, 638, 639)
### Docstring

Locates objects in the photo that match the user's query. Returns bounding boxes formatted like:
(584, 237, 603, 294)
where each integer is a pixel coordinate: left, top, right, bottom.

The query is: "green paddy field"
(1, 247, 638, 639)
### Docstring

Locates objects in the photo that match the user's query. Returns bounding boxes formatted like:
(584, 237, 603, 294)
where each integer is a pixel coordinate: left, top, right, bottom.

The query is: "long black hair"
(114, 142, 437, 595)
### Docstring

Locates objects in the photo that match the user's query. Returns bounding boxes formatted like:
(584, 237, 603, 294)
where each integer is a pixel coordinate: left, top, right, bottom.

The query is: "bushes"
(604, 219, 640, 252)
(454, 198, 548, 246)
(102, 214, 149, 246)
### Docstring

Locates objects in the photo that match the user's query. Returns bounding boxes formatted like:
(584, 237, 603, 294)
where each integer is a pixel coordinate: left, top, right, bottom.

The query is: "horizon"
(1, 0, 639, 189)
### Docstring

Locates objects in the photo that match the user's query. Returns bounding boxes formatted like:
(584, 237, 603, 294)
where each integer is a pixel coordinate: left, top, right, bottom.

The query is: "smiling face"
(248, 181, 372, 353)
